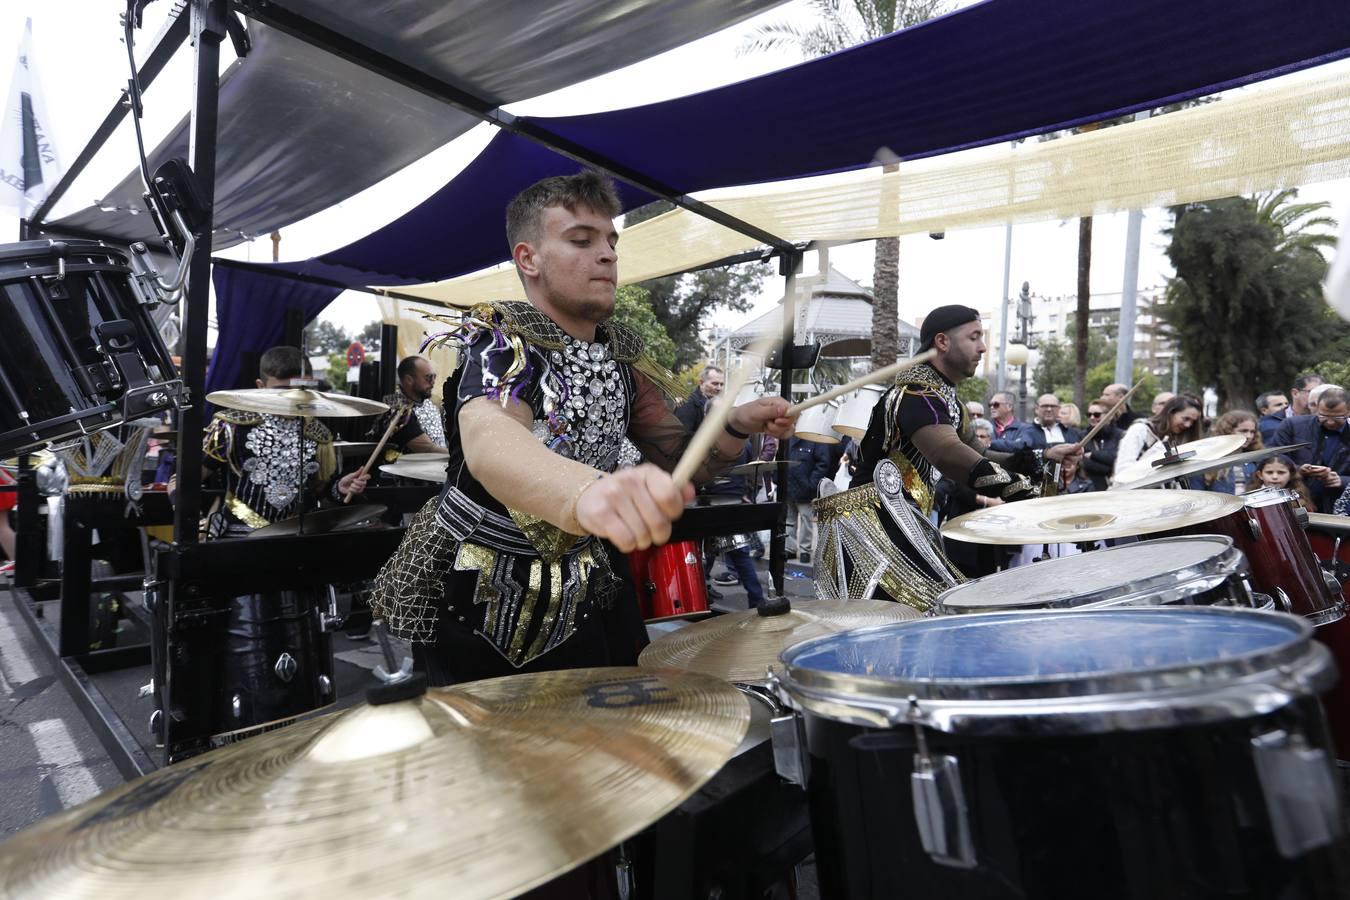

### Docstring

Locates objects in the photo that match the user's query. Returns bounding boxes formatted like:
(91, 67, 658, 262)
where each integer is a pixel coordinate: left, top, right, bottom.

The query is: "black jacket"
(1271, 413, 1350, 512)
(674, 388, 709, 434)
(1081, 424, 1122, 491)
(787, 438, 834, 503)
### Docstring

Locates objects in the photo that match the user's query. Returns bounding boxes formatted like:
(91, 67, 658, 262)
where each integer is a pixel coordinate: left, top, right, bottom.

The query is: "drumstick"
(1075, 377, 1145, 448)
(671, 335, 779, 488)
(784, 350, 937, 417)
(344, 414, 401, 503)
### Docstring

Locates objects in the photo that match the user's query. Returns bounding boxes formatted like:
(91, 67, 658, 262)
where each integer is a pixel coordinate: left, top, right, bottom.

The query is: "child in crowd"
(1250, 455, 1315, 510)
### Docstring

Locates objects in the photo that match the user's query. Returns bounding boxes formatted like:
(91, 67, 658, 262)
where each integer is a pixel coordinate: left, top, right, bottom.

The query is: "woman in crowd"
(1190, 410, 1262, 493)
(1058, 402, 1083, 430)
(1113, 394, 1205, 480)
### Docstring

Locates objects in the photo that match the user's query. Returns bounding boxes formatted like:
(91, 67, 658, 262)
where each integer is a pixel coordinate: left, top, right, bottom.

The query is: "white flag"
(0, 19, 63, 217)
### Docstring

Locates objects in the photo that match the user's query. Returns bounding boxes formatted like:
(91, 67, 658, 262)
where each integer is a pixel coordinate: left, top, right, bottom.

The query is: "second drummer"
(816, 305, 1081, 610)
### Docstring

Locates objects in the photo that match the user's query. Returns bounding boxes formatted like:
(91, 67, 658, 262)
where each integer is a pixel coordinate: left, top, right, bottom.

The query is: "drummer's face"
(526, 203, 619, 324)
(941, 322, 985, 378)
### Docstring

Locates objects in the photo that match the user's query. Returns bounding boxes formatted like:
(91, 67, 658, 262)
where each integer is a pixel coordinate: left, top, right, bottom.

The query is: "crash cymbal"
(1111, 434, 1246, 485)
(639, 598, 922, 685)
(728, 459, 800, 477)
(396, 450, 450, 462)
(0, 667, 749, 900)
(246, 503, 388, 539)
(206, 388, 389, 418)
(1112, 443, 1309, 491)
(380, 460, 447, 483)
(941, 490, 1244, 545)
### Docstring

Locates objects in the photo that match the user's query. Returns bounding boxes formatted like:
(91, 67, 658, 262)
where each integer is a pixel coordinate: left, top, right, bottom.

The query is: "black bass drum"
(775, 608, 1350, 899)
(0, 240, 181, 457)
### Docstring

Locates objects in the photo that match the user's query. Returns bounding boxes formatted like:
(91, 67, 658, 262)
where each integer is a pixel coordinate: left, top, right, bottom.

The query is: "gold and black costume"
(202, 410, 336, 537)
(371, 301, 728, 682)
(814, 362, 1036, 611)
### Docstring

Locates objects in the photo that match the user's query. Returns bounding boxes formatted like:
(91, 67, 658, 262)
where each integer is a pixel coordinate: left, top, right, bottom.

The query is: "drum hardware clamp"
(906, 696, 977, 869)
(764, 668, 808, 787)
(1249, 728, 1344, 859)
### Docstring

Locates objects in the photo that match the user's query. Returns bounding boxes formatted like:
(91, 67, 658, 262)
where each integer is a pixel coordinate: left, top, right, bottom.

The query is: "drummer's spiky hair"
(259, 345, 308, 381)
(505, 170, 621, 251)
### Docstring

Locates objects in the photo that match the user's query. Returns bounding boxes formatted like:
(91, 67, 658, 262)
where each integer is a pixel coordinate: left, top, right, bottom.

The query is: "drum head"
(935, 536, 1242, 613)
(777, 608, 1330, 735)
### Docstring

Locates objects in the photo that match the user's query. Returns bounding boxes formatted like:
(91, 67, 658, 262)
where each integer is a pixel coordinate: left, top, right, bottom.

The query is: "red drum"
(1304, 512, 1350, 757)
(1170, 487, 1344, 625)
(1306, 512, 1350, 604)
(627, 540, 710, 622)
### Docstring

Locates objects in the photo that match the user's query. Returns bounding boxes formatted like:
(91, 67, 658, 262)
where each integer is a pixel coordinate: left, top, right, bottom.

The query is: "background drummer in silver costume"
(818, 305, 1081, 609)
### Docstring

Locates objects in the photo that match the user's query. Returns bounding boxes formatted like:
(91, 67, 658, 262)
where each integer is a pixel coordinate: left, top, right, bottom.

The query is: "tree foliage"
(302, 319, 350, 355)
(624, 201, 770, 369)
(1033, 330, 1115, 398)
(611, 284, 678, 371)
(1160, 190, 1342, 411)
(738, 0, 948, 367)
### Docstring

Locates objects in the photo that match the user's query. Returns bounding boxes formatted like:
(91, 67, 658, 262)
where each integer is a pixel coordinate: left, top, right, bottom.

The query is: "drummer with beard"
(199, 346, 370, 538)
(814, 305, 1081, 611)
(371, 170, 794, 685)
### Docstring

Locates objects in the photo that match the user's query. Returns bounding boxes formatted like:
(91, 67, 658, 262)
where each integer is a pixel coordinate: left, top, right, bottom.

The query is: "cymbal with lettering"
(1112, 443, 1309, 491)
(0, 668, 749, 900)
(206, 388, 388, 418)
(640, 598, 922, 685)
(941, 490, 1244, 545)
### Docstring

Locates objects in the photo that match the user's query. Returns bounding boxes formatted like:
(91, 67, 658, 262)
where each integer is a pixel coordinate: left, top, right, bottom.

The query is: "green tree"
(1033, 328, 1114, 398)
(610, 284, 678, 370)
(1086, 361, 1158, 405)
(624, 201, 770, 369)
(738, 0, 949, 368)
(324, 350, 349, 391)
(1160, 190, 1341, 411)
(958, 376, 989, 409)
(303, 319, 350, 354)
(358, 320, 383, 352)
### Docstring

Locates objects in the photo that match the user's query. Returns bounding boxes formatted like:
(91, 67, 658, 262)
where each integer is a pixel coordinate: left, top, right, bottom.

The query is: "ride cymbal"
(206, 388, 389, 418)
(728, 459, 800, 477)
(941, 490, 1244, 545)
(246, 503, 388, 538)
(0, 668, 749, 900)
(1112, 443, 1309, 491)
(639, 599, 921, 685)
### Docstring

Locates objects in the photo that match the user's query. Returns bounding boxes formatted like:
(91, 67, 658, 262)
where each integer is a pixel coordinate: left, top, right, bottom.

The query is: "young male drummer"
(815, 305, 1081, 610)
(371, 171, 794, 685)
(199, 346, 369, 538)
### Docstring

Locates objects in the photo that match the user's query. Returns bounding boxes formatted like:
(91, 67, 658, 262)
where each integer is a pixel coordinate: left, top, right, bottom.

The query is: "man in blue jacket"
(987, 391, 1033, 452)
(1272, 385, 1350, 512)
(1022, 393, 1083, 449)
(786, 435, 833, 563)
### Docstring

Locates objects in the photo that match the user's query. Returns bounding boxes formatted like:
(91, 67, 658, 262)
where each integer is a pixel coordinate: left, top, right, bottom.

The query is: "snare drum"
(1169, 487, 1344, 624)
(628, 540, 711, 622)
(0, 240, 182, 457)
(213, 588, 337, 745)
(935, 536, 1258, 614)
(775, 608, 1349, 899)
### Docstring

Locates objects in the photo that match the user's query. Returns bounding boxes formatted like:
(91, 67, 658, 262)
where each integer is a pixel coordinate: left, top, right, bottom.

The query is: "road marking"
(27, 718, 102, 808)
(0, 599, 40, 686)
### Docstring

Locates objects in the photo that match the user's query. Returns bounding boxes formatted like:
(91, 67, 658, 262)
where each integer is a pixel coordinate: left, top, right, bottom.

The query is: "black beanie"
(918, 304, 981, 353)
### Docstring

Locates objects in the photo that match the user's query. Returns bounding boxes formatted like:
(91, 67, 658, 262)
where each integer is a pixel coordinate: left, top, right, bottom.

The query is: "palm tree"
(739, 0, 949, 368)
(1255, 188, 1338, 256)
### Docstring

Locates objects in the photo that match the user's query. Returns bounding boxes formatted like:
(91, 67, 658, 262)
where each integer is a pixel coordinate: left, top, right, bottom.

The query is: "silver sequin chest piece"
(538, 335, 629, 472)
(242, 415, 319, 509)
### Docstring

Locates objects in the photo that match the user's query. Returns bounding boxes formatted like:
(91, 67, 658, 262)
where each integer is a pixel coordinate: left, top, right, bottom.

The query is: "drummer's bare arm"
(627, 371, 795, 482)
(404, 433, 442, 454)
(459, 395, 693, 552)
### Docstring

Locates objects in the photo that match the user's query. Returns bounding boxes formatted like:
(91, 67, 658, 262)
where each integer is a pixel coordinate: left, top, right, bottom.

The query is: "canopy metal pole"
(173, 0, 228, 546)
(771, 251, 803, 598)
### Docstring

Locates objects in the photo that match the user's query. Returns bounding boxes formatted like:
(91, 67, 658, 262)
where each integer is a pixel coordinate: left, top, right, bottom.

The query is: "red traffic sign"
(346, 341, 365, 368)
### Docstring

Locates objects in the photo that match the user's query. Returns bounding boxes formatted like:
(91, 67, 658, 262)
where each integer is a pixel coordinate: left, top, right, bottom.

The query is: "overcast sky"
(3, 1, 1347, 347)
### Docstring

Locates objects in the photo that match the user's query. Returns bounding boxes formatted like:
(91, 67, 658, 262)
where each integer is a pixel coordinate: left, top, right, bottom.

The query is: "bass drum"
(775, 608, 1349, 900)
(934, 535, 1258, 614)
(0, 240, 182, 457)
(212, 589, 336, 745)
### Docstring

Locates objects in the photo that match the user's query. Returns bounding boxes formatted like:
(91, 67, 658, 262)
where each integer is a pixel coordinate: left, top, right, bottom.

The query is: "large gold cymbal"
(206, 388, 389, 418)
(941, 490, 1244, 545)
(1112, 443, 1308, 491)
(1110, 434, 1246, 486)
(639, 599, 922, 685)
(0, 668, 749, 900)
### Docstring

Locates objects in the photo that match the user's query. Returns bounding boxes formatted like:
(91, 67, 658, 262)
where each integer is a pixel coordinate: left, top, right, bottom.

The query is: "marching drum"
(213, 588, 338, 744)
(628, 540, 711, 622)
(774, 608, 1349, 899)
(935, 536, 1261, 614)
(1167, 487, 1344, 624)
(0, 240, 182, 457)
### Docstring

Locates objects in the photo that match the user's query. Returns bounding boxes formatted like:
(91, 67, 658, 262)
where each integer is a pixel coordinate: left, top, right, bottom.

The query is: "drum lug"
(1246, 513, 1263, 542)
(1273, 588, 1294, 614)
(274, 652, 298, 683)
(769, 713, 807, 786)
(1250, 729, 1344, 858)
(319, 585, 343, 632)
(909, 700, 976, 869)
(318, 675, 332, 697)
